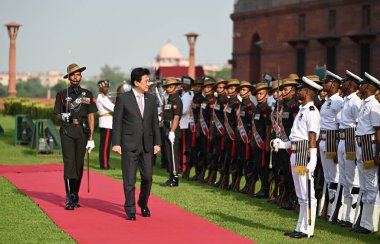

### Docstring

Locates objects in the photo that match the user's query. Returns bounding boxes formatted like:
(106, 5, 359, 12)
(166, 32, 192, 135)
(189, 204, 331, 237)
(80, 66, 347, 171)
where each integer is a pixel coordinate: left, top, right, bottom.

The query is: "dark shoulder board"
(309, 106, 315, 111)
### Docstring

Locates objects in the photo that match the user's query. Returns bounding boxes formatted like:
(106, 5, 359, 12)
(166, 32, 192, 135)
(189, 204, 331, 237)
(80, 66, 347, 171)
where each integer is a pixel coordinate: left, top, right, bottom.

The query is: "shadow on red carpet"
(0, 164, 254, 244)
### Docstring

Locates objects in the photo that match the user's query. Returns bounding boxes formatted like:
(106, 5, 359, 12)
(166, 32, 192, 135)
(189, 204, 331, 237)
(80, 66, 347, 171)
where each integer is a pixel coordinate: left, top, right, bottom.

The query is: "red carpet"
(0, 164, 253, 244)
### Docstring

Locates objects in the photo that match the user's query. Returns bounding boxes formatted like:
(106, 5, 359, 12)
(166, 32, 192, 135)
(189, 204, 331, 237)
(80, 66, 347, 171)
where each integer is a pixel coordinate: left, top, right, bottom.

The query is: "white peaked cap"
(326, 70, 343, 81)
(301, 76, 323, 91)
(364, 72, 380, 87)
(345, 70, 363, 82)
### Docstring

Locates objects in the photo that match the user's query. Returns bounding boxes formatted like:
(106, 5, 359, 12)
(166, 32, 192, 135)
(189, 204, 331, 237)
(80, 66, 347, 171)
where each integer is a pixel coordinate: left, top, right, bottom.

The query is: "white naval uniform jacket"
(356, 95, 380, 136)
(96, 93, 115, 129)
(179, 91, 194, 129)
(339, 92, 362, 129)
(289, 101, 320, 142)
(320, 92, 344, 131)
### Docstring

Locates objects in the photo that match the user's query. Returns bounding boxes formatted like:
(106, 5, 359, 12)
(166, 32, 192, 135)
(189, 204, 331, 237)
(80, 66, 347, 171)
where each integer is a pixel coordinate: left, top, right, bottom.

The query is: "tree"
(51, 80, 67, 96)
(0, 83, 7, 97)
(205, 67, 232, 80)
(16, 77, 47, 98)
(99, 65, 126, 84)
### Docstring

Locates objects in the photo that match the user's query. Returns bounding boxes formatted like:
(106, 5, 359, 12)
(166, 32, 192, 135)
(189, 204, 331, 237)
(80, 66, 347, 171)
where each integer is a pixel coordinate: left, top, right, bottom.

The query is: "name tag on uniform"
(282, 112, 289, 119)
(192, 103, 197, 109)
(201, 103, 207, 109)
(254, 114, 260, 120)
(240, 111, 246, 117)
(164, 104, 172, 110)
(214, 104, 220, 110)
(226, 107, 232, 113)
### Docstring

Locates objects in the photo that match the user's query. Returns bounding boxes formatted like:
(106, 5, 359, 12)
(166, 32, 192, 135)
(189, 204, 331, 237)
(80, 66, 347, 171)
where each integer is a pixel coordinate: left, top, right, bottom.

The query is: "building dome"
(158, 42, 183, 60)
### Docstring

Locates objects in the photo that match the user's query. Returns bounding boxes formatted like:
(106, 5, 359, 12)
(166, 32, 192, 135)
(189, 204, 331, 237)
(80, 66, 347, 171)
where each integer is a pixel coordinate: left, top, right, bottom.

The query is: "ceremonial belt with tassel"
(199, 103, 211, 152)
(213, 101, 225, 136)
(251, 116, 265, 150)
(339, 128, 356, 160)
(236, 107, 251, 160)
(326, 130, 339, 159)
(278, 108, 292, 154)
(292, 140, 309, 175)
(356, 134, 376, 169)
(224, 105, 236, 157)
(188, 101, 197, 147)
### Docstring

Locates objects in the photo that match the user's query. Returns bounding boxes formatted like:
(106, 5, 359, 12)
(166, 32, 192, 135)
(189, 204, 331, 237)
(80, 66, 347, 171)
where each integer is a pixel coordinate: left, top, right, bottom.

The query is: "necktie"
(138, 94, 144, 117)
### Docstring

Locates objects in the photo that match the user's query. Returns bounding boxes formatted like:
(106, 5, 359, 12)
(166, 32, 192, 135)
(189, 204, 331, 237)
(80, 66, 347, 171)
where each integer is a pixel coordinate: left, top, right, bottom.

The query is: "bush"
(3, 98, 56, 122)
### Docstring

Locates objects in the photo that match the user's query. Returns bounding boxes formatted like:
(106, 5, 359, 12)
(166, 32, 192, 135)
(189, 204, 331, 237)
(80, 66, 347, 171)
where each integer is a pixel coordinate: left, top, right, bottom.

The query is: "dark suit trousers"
(121, 145, 152, 215)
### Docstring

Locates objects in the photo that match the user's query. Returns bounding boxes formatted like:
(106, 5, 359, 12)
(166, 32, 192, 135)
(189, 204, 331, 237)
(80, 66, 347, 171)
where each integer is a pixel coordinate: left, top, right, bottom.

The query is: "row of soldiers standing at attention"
(158, 70, 380, 238)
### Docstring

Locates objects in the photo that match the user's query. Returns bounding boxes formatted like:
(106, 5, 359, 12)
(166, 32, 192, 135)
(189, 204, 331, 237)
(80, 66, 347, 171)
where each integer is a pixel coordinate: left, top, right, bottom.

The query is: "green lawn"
(0, 114, 379, 243)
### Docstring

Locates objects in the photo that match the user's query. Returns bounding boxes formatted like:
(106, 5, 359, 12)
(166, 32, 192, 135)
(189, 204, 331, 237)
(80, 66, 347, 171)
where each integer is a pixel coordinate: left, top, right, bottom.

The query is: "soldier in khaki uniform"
(211, 78, 228, 186)
(197, 76, 217, 183)
(234, 81, 255, 192)
(251, 82, 272, 198)
(161, 77, 183, 187)
(219, 79, 241, 189)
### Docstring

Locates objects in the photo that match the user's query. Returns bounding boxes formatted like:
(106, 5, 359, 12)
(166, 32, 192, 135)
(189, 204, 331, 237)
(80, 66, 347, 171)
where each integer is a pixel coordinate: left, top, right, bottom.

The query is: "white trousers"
(291, 153, 317, 236)
(319, 140, 339, 199)
(355, 142, 379, 204)
(336, 139, 360, 222)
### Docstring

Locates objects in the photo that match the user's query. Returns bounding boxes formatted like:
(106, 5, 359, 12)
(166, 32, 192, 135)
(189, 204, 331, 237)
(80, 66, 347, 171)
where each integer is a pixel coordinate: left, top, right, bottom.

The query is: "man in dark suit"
(112, 67, 161, 221)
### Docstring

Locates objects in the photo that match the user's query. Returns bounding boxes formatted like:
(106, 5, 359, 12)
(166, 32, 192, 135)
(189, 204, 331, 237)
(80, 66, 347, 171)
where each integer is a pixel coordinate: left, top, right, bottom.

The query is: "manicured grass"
(0, 114, 379, 243)
(0, 177, 75, 243)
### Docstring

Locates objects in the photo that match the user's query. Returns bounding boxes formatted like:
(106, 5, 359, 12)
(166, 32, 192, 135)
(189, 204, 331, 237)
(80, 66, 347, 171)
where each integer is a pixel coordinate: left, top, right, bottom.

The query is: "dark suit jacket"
(112, 90, 161, 152)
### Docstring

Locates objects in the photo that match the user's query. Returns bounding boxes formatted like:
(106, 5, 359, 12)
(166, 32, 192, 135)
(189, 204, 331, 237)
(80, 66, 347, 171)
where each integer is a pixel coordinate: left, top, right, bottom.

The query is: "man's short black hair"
(131, 68, 150, 87)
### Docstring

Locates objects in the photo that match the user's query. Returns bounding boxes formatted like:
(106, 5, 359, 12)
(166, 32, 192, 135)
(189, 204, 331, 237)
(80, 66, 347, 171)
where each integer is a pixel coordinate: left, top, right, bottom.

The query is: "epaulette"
(309, 106, 315, 111)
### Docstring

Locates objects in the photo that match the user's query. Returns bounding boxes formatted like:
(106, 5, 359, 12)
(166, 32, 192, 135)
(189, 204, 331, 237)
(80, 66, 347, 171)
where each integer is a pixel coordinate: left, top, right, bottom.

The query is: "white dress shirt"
(320, 93, 344, 130)
(179, 90, 194, 129)
(289, 101, 320, 142)
(96, 93, 115, 129)
(356, 95, 380, 136)
(339, 92, 362, 129)
(132, 88, 145, 112)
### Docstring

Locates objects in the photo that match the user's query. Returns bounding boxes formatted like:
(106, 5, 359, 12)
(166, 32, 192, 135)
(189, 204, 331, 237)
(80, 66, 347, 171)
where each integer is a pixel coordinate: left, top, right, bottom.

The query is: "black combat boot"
(64, 178, 74, 210)
(71, 179, 81, 208)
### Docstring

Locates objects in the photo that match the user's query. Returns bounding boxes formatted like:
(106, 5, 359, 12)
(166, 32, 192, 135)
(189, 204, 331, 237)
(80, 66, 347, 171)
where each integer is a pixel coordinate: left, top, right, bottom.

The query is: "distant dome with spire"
(158, 41, 183, 60)
(153, 41, 188, 67)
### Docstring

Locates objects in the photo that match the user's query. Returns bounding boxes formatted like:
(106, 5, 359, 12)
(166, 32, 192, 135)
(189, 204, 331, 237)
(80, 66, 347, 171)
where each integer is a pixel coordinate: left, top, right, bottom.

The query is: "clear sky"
(0, 0, 234, 77)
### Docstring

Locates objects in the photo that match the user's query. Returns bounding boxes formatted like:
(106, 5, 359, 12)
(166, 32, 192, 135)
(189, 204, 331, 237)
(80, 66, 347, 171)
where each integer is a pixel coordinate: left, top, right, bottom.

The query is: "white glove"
(168, 131, 175, 144)
(307, 148, 318, 178)
(61, 113, 70, 122)
(272, 138, 285, 149)
(86, 140, 95, 153)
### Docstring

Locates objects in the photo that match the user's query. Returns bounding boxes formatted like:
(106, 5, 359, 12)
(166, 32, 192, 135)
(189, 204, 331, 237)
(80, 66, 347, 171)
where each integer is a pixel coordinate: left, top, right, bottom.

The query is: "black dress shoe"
(284, 231, 299, 236)
(339, 221, 352, 228)
(126, 213, 136, 221)
(253, 191, 268, 199)
(65, 196, 75, 210)
(141, 208, 151, 217)
(65, 201, 74, 210)
(163, 179, 179, 187)
(239, 185, 249, 194)
(71, 194, 80, 208)
(353, 226, 371, 234)
(290, 232, 311, 238)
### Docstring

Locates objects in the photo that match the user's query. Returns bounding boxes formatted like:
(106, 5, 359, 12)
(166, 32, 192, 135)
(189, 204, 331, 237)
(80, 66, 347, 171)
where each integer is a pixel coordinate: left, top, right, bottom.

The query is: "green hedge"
(3, 98, 56, 122)
(3, 98, 100, 127)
